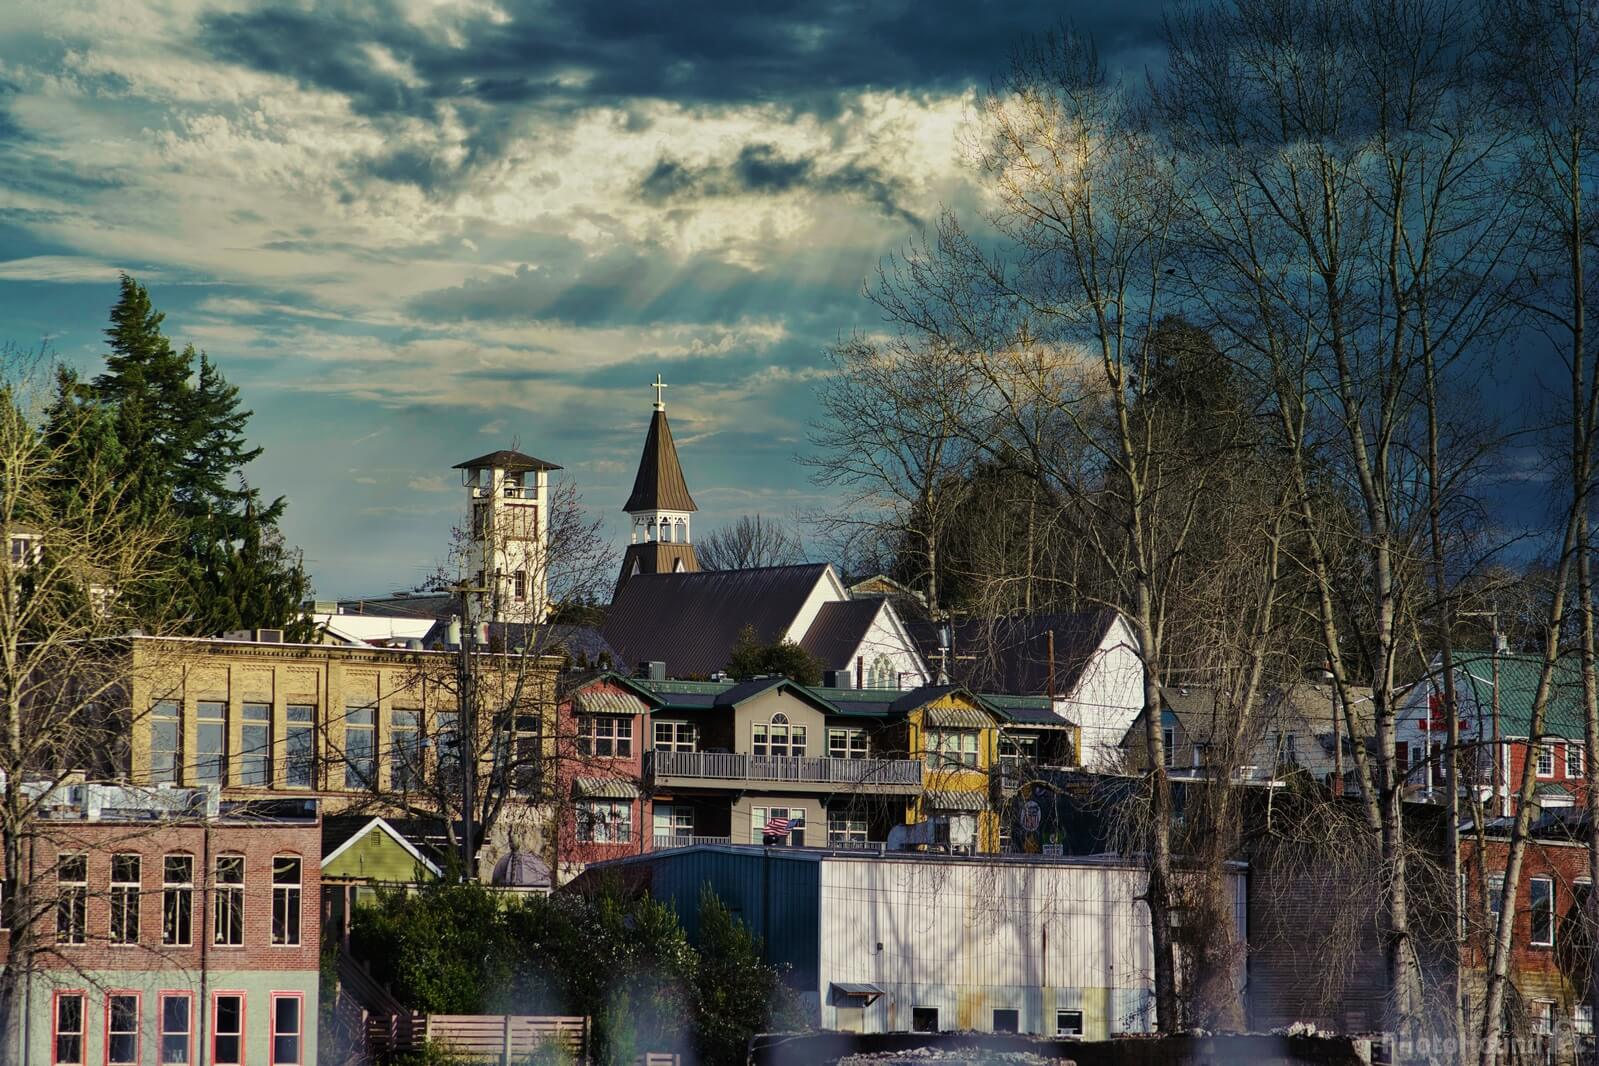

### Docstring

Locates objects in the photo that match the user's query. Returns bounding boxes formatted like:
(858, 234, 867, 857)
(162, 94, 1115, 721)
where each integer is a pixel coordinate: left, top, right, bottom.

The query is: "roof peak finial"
(651, 372, 668, 412)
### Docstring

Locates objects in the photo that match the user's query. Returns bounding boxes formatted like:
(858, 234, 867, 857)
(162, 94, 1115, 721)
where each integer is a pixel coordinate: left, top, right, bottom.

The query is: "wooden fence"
(369, 1013, 590, 1063)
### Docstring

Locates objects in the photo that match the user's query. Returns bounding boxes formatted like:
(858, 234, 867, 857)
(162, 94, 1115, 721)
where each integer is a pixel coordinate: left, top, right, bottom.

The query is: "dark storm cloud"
(198, 0, 1169, 119)
(639, 144, 920, 225)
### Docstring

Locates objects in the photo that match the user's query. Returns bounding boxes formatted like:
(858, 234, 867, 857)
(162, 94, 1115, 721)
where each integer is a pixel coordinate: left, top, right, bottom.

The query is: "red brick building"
(4, 784, 321, 1066)
(552, 674, 656, 879)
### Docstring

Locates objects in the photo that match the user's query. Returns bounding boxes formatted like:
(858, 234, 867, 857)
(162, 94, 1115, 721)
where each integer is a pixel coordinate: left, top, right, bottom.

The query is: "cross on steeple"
(651, 373, 668, 412)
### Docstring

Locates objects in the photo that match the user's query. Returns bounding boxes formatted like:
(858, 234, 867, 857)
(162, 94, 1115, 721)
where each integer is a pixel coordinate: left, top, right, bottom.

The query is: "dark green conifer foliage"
(47, 274, 311, 636)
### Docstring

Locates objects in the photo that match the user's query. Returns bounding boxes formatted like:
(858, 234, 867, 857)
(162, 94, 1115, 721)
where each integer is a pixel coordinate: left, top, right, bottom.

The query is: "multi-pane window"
(285, 704, 316, 788)
(196, 700, 228, 784)
(999, 734, 1038, 767)
(828, 727, 868, 759)
(214, 855, 245, 946)
(579, 715, 633, 757)
(828, 811, 868, 845)
(753, 714, 805, 757)
(753, 806, 805, 847)
(391, 709, 421, 791)
(576, 799, 633, 843)
(344, 703, 376, 788)
(151, 699, 181, 783)
(56, 853, 86, 944)
(54, 992, 84, 1065)
(1537, 744, 1556, 777)
(213, 993, 244, 1066)
(271, 994, 303, 1065)
(1569, 742, 1586, 779)
(653, 805, 694, 844)
(926, 729, 979, 770)
(1531, 877, 1555, 946)
(107, 993, 140, 1065)
(653, 720, 699, 752)
(273, 856, 302, 946)
(160, 993, 192, 1065)
(513, 569, 527, 600)
(512, 712, 542, 793)
(434, 711, 461, 787)
(110, 853, 141, 944)
(163, 854, 194, 945)
(1489, 873, 1506, 918)
(241, 701, 272, 786)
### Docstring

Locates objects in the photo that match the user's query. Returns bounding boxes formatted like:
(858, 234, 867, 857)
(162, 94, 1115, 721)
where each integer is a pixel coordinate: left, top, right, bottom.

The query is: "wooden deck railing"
(647, 750, 922, 787)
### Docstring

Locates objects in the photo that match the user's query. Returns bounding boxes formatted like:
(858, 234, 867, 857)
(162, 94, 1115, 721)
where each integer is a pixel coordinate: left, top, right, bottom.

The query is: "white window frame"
(241, 701, 272, 786)
(270, 992, 304, 1066)
(576, 798, 633, 843)
(653, 720, 698, 753)
(828, 727, 869, 760)
(159, 991, 193, 1066)
(1055, 1009, 1084, 1037)
(272, 856, 302, 946)
(1537, 743, 1556, 778)
(106, 991, 140, 1066)
(53, 991, 85, 1065)
(827, 810, 868, 846)
(110, 852, 140, 945)
(163, 853, 194, 946)
(56, 853, 86, 945)
(214, 854, 245, 947)
(1569, 742, 1585, 779)
(213, 991, 246, 1066)
(1530, 876, 1555, 947)
(580, 715, 633, 758)
(927, 729, 978, 770)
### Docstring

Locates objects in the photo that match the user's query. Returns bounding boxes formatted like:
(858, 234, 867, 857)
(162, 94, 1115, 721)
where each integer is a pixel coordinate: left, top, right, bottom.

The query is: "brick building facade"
(3, 785, 321, 1066)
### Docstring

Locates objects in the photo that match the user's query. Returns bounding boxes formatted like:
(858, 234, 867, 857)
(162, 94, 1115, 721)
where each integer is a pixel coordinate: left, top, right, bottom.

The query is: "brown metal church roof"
(623, 409, 697, 513)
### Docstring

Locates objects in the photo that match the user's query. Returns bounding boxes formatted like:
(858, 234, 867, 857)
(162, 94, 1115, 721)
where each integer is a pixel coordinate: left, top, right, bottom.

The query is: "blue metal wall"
(646, 848, 822, 991)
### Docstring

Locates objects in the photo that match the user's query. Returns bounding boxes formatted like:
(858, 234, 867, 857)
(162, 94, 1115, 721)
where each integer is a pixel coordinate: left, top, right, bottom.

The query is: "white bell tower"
(453, 449, 561, 623)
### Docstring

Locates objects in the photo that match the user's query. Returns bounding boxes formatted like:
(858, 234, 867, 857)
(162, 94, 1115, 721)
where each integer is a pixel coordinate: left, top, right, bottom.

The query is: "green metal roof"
(1451, 651, 1588, 740)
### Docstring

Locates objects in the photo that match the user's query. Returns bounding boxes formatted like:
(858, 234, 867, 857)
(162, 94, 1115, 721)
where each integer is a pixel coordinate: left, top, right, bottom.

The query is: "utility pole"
(450, 579, 490, 878)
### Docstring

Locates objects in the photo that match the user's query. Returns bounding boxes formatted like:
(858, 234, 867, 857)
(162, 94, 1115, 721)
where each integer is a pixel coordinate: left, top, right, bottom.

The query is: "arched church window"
(868, 655, 897, 689)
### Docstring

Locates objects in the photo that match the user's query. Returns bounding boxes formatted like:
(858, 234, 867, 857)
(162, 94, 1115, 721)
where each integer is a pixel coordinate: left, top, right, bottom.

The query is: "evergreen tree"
(51, 275, 311, 636)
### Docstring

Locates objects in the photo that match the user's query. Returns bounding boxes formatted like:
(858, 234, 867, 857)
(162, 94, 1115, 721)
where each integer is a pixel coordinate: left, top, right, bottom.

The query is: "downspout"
(199, 817, 212, 1064)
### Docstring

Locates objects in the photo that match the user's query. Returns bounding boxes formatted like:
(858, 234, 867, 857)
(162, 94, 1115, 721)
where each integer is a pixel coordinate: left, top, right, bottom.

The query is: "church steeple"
(616, 374, 699, 596)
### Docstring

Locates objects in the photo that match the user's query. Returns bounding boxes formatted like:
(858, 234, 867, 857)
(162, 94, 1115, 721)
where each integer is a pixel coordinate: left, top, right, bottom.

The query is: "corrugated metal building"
(581, 844, 1246, 1038)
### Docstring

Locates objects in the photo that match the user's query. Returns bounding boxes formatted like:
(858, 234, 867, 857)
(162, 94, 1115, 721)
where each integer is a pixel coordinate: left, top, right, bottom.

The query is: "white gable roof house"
(907, 609, 1145, 771)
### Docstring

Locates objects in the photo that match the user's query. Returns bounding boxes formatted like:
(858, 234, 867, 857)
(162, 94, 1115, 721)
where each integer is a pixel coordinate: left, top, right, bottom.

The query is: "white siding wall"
(1064, 616, 1146, 771)
(785, 567, 849, 647)
(816, 856, 1238, 1036)
(844, 603, 930, 689)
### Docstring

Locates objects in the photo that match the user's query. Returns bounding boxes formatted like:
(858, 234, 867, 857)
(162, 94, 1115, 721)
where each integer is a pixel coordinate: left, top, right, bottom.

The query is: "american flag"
(763, 817, 792, 837)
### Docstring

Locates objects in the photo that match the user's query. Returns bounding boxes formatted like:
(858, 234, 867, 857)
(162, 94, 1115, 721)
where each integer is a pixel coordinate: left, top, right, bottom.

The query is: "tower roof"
(452, 449, 562, 473)
(624, 408, 697, 513)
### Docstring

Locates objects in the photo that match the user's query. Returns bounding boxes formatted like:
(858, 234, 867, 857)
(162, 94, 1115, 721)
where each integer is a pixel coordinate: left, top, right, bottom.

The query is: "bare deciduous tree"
(0, 355, 178, 1061)
(696, 514, 804, 571)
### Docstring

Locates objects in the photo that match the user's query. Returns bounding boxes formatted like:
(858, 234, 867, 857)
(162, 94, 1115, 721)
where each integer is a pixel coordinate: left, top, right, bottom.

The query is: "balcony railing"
(646, 750, 923, 789)
(652, 834, 732, 850)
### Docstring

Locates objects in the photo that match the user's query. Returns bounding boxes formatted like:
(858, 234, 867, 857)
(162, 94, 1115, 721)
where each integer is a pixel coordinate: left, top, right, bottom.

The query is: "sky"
(0, 0, 1172, 599)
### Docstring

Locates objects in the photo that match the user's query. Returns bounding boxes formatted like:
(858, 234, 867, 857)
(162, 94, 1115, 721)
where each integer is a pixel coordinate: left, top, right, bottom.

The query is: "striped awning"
(923, 705, 992, 730)
(925, 789, 987, 812)
(573, 687, 647, 716)
(572, 776, 639, 799)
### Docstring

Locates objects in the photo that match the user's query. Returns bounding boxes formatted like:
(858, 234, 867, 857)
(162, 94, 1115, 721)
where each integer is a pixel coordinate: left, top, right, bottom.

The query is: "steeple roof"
(624, 408, 697, 513)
